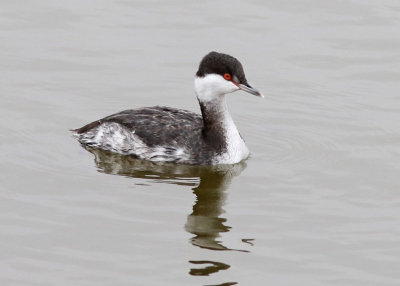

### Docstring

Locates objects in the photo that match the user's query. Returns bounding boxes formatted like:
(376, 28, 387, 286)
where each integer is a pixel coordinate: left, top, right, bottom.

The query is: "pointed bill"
(238, 83, 264, 98)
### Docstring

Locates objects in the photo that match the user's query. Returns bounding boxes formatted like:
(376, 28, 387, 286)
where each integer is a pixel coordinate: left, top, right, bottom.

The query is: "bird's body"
(73, 52, 262, 165)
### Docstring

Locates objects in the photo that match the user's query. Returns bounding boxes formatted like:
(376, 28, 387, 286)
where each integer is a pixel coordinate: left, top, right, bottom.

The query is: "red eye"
(223, 73, 232, 80)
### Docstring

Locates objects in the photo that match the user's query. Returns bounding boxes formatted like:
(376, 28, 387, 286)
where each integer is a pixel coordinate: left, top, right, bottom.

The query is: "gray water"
(1, 1, 400, 285)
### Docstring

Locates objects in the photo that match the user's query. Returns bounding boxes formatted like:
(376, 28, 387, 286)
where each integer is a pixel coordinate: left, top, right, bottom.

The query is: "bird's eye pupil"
(224, 73, 232, 80)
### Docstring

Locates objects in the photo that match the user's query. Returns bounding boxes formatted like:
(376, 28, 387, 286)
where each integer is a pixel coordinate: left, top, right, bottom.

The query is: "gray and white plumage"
(73, 51, 263, 165)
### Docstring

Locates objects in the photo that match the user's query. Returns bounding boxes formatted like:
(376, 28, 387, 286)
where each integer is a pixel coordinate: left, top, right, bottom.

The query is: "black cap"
(196, 51, 249, 86)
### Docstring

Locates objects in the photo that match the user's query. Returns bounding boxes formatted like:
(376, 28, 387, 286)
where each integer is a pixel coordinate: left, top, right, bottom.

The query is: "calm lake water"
(1, 1, 400, 285)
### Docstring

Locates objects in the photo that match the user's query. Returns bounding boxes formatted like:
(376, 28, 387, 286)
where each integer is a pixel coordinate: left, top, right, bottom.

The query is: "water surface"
(1, 1, 400, 285)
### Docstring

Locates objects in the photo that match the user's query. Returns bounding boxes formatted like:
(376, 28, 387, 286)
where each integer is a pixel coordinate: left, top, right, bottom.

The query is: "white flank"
(75, 122, 191, 162)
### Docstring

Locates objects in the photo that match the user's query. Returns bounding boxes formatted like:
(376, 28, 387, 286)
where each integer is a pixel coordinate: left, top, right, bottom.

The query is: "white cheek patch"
(194, 74, 239, 102)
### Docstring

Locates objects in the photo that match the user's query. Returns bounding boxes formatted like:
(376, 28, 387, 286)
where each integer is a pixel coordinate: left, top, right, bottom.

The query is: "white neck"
(194, 75, 249, 164)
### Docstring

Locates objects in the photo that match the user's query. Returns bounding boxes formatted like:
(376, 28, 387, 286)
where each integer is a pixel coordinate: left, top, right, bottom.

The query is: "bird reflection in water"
(84, 147, 251, 282)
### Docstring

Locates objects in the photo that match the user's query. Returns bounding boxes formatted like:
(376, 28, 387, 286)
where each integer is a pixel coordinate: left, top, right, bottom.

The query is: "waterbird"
(73, 51, 263, 165)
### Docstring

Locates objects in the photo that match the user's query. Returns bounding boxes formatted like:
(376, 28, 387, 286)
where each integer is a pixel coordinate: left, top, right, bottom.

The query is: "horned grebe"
(73, 51, 263, 165)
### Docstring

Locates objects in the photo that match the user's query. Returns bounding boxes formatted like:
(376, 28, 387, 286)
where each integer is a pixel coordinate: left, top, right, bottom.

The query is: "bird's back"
(74, 106, 211, 164)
